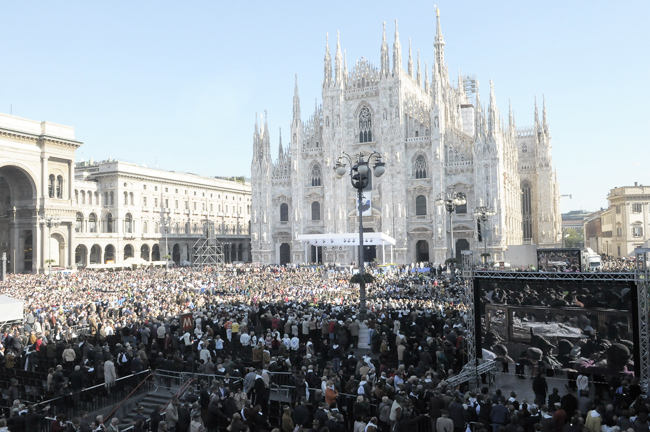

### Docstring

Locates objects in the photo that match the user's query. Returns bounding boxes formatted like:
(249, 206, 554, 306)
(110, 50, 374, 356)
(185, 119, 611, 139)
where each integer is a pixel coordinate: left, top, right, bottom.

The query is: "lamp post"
(334, 151, 386, 319)
(474, 204, 496, 265)
(163, 215, 171, 268)
(436, 191, 467, 263)
(39, 215, 61, 277)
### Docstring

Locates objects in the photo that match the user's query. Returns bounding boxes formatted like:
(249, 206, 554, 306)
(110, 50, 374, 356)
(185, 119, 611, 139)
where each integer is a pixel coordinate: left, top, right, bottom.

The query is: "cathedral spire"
(424, 61, 429, 92)
(344, 50, 348, 83)
(381, 21, 390, 78)
(488, 79, 497, 135)
(293, 75, 301, 124)
(324, 34, 332, 87)
(434, 7, 445, 76)
(542, 94, 548, 132)
(278, 127, 283, 160)
(534, 96, 539, 132)
(393, 19, 402, 76)
(335, 31, 343, 86)
(416, 50, 421, 86)
(254, 111, 259, 136)
(407, 38, 413, 78)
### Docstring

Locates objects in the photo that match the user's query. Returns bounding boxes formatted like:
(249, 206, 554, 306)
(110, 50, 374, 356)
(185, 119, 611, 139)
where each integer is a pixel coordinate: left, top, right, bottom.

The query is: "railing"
(33, 369, 154, 431)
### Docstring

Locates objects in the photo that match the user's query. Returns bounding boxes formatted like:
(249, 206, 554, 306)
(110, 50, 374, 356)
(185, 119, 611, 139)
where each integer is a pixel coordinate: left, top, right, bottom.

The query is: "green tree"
(564, 228, 583, 248)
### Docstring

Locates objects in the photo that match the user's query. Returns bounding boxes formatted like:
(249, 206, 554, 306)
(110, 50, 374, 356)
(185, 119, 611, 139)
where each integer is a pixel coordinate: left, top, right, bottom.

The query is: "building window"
(632, 203, 643, 213)
(359, 106, 372, 143)
(175, 200, 179, 209)
(633, 226, 643, 237)
(522, 144, 528, 153)
(165, 188, 168, 192)
(110, 191, 114, 205)
(202, 203, 206, 211)
(74, 190, 79, 204)
(88, 213, 97, 233)
(75, 212, 83, 233)
(415, 195, 427, 216)
(522, 182, 533, 241)
(130, 192, 134, 206)
(56, 175, 63, 198)
(616, 205, 621, 214)
(125, 213, 133, 233)
(105, 213, 114, 233)
(175, 189, 178, 193)
(48, 175, 55, 198)
(456, 201, 467, 214)
(143, 221, 148, 233)
(210, 204, 213, 212)
(311, 202, 321, 221)
(80, 190, 85, 205)
(414, 155, 427, 179)
(193, 202, 197, 211)
(124, 192, 129, 205)
(143, 197, 147, 207)
(310, 163, 322, 187)
(616, 223, 622, 237)
(154, 186, 158, 191)
(155, 222, 159, 233)
(165, 199, 169, 208)
(143, 185, 147, 190)
(154, 198, 158, 207)
(280, 203, 289, 222)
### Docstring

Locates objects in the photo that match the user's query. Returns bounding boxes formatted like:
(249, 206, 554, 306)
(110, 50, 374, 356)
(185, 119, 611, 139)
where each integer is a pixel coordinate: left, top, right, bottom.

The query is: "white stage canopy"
(0, 295, 24, 323)
(296, 233, 396, 264)
(296, 232, 396, 246)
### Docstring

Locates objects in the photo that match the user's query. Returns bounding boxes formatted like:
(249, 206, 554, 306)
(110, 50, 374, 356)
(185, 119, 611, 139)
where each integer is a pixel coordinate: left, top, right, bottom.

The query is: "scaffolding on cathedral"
(192, 221, 224, 269)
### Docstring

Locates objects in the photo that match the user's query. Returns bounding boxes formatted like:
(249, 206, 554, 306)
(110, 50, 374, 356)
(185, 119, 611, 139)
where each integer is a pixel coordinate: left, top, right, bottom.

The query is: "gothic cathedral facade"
(251, 11, 561, 265)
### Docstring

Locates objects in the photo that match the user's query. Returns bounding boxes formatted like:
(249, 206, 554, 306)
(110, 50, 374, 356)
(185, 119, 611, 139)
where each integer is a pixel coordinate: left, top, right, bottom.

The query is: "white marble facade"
(251, 11, 561, 265)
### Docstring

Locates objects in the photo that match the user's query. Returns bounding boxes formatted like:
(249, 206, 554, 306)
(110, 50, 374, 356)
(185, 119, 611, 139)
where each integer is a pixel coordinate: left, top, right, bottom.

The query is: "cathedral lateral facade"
(251, 11, 561, 265)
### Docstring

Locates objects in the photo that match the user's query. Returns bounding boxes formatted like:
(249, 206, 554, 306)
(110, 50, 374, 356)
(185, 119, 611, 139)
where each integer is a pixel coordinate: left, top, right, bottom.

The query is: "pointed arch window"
(359, 107, 372, 143)
(414, 155, 427, 179)
(416, 195, 427, 216)
(310, 163, 322, 187)
(311, 202, 321, 221)
(522, 182, 533, 241)
(280, 203, 289, 222)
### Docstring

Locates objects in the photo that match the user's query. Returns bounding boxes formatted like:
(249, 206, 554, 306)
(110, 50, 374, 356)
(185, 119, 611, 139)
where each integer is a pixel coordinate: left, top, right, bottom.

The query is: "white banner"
(357, 191, 372, 216)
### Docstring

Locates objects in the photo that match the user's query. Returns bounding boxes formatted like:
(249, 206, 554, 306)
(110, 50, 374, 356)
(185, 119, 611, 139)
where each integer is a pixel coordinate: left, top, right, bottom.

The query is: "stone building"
(251, 10, 561, 265)
(585, 183, 650, 257)
(0, 112, 251, 273)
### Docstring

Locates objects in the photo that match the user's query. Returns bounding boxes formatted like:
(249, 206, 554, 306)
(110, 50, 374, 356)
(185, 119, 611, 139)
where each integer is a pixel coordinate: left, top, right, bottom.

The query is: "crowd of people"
(0, 264, 645, 432)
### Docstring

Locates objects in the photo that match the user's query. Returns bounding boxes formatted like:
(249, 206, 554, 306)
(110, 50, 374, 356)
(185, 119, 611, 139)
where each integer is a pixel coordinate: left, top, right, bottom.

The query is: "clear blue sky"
(1, 1, 648, 212)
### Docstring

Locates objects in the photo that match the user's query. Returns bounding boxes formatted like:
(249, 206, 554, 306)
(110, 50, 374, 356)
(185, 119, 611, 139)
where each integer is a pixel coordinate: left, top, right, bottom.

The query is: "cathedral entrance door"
(455, 239, 470, 263)
(279, 243, 291, 265)
(363, 245, 377, 264)
(416, 240, 430, 262)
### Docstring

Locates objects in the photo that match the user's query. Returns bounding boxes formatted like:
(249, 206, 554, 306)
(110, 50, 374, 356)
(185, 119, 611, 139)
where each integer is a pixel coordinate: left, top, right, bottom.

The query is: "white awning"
(296, 232, 396, 246)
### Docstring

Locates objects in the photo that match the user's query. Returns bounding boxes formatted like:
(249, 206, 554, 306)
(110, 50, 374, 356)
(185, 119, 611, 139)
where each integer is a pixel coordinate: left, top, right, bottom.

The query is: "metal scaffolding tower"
(635, 248, 650, 393)
(192, 221, 224, 269)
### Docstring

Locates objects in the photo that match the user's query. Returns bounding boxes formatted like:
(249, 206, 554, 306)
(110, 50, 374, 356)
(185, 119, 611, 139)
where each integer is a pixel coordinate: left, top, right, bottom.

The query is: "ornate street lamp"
(39, 214, 61, 277)
(436, 191, 467, 262)
(334, 151, 386, 319)
(474, 204, 496, 264)
(163, 215, 171, 267)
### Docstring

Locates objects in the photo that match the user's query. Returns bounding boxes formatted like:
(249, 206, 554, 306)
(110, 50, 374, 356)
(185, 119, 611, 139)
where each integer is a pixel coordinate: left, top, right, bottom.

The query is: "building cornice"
(0, 127, 83, 148)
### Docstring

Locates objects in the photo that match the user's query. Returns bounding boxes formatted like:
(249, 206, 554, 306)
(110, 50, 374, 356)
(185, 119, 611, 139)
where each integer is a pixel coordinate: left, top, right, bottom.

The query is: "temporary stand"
(192, 221, 224, 269)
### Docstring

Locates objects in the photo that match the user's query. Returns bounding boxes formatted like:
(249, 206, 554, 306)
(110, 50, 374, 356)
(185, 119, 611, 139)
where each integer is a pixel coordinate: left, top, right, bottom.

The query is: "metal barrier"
(33, 369, 154, 431)
(155, 368, 242, 391)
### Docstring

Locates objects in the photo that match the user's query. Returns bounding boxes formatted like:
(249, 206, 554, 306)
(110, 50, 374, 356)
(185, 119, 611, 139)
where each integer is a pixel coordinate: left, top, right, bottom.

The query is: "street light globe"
(373, 162, 385, 177)
(335, 166, 347, 177)
(357, 163, 369, 175)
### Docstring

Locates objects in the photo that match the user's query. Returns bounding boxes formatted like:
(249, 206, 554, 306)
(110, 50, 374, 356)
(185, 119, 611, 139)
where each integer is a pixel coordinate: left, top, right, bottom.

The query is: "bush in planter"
(350, 273, 375, 284)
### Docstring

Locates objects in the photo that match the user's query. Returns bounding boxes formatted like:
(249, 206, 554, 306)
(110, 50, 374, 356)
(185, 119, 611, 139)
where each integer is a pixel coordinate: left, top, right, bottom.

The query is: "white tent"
(0, 295, 23, 323)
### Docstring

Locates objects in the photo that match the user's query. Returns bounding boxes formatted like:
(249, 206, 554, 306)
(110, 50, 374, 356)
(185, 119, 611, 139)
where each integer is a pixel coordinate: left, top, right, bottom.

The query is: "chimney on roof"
(634, 181, 638, 187)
